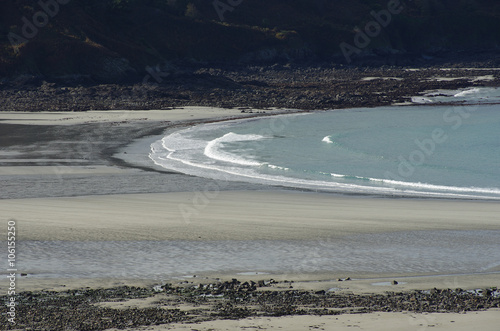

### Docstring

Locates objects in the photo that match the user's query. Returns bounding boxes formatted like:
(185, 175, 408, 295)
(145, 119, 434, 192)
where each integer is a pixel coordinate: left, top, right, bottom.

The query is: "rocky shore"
(1, 279, 499, 330)
(1, 64, 500, 112)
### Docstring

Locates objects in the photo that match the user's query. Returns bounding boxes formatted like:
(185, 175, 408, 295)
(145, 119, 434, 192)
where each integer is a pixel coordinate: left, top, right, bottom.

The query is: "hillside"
(1, 0, 499, 82)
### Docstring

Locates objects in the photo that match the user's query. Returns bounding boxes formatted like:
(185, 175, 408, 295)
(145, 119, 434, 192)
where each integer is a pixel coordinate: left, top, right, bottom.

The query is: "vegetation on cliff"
(1, 0, 499, 80)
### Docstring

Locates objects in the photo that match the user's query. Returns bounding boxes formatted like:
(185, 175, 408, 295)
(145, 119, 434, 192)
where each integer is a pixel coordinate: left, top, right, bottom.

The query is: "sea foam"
(322, 136, 333, 143)
(454, 88, 481, 97)
(204, 132, 265, 167)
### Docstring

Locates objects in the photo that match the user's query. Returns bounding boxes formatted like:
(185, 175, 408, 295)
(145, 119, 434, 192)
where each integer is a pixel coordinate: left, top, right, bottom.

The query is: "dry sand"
(108, 310, 500, 331)
(2, 191, 500, 242)
(0, 106, 288, 126)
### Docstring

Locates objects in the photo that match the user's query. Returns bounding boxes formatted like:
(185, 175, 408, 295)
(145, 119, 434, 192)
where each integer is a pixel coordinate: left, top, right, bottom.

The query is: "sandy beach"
(3, 191, 500, 242)
(1, 108, 499, 330)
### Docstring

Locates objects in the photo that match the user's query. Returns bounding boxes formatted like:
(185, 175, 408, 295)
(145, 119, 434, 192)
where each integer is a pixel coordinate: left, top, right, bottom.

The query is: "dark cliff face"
(1, 0, 499, 81)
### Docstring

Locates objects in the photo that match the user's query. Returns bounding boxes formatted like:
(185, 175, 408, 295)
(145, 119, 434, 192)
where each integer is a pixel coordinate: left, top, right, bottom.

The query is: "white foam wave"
(204, 132, 265, 167)
(375, 178, 500, 195)
(454, 88, 481, 97)
(411, 87, 500, 105)
(327, 173, 500, 195)
(267, 164, 290, 171)
(151, 137, 498, 200)
(322, 136, 333, 144)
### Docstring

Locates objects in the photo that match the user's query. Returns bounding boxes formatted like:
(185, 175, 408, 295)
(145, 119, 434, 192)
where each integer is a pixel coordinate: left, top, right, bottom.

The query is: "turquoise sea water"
(150, 88, 500, 199)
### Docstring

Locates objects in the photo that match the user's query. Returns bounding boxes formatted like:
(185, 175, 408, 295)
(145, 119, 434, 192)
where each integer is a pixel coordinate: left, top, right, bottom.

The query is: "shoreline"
(0, 107, 286, 199)
(4, 266, 500, 294)
(1, 102, 499, 329)
(6, 103, 498, 201)
(120, 102, 500, 201)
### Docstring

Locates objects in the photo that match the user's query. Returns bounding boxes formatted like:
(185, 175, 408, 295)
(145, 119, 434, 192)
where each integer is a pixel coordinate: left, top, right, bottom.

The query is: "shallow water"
(5, 230, 500, 279)
(150, 88, 500, 199)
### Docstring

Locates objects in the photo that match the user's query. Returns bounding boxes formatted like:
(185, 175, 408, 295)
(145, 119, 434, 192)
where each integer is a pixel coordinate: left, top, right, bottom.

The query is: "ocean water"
(150, 87, 500, 199)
